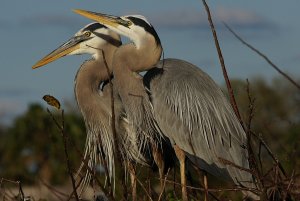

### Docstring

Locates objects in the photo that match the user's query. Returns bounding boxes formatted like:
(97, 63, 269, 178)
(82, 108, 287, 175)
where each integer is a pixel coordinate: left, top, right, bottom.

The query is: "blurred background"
(0, 0, 299, 200)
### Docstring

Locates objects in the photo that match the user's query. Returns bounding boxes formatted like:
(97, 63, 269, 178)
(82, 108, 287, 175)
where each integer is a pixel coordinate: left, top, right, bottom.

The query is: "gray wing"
(145, 58, 253, 186)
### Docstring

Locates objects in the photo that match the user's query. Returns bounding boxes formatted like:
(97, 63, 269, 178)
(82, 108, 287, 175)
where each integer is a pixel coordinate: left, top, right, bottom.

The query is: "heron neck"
(113, 39, 162, 73)
(74, 58, 112, 124)
(111, 39, 162, 140)
(74, 55, 117, 186)
(112, 41, 162, 95)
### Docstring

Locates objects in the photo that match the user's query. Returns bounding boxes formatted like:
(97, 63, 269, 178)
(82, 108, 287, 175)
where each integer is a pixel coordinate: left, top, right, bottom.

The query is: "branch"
(157, 168, 170, 201)
(201, 0, 244, 128)
(162, 178, 259, 194)
(0, 179, 26, 200)
(70, 132, 115, 201)
(223, 22, 300, 91)
(251, 131, 287, 178)
(47, 108, 79, 201)
(245, 80, 263, 188)
(39, 178, 67, 201)
(101, 50, 128, 199)
(218, 157, 254, 175)
(136, 176, 153, 201)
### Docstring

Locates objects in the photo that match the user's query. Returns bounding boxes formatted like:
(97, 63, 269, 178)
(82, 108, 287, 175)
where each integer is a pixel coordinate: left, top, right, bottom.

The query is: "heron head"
(73, 9, 161, 49)
(32, 22, 121, 69)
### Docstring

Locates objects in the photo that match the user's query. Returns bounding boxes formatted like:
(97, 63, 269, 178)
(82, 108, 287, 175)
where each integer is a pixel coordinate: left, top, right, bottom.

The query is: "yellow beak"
(73, 9, 131, 28)
(32, 36, 82, 69)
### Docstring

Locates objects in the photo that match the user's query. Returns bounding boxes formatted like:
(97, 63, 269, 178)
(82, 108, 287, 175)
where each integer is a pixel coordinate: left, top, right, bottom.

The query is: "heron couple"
(33, 9, 259, 201)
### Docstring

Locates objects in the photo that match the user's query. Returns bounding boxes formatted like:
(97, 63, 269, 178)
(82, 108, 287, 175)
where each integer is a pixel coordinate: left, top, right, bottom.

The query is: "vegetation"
(0, 104, 85, 185)
(1, 3, 299, 200)
(231, 77, 300, 172)
(0, 77, 299, 200)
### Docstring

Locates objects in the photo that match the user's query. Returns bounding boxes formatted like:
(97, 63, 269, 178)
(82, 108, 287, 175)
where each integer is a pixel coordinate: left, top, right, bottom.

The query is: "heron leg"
(204, 171, 208, 201)
(128, 161, 137, 201)
(174, 144, 188, 201)
(152, 143, 165, 188)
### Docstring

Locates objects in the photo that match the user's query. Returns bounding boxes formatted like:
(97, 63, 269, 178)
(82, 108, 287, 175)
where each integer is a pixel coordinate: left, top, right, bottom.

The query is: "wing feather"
(146, 58, 253, 186)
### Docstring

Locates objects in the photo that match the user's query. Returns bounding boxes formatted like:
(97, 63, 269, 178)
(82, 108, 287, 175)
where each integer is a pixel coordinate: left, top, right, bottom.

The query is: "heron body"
(75, 10, 258, 200)
(88, 14, 176, 182)
(32, 23, 155, 195)
(145, 58, 250, 182)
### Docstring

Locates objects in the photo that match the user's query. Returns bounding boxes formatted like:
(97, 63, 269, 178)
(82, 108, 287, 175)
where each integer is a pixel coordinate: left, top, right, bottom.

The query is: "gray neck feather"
(74, 56, 116, 191)
(112, 41, 163, 149)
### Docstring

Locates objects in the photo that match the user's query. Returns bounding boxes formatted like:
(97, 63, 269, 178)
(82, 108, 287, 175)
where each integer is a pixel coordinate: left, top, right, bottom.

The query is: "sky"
(0, 0, 300, 124)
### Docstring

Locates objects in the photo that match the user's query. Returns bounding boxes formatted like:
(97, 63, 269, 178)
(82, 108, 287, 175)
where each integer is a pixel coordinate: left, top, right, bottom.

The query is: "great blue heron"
(74, 10, 259, 200)
(31, 23, 163, 199)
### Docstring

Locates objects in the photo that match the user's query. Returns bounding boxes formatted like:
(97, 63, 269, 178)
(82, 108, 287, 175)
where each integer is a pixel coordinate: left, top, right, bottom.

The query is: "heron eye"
(118, 19, 132, 27)
(127, 21, 132, 27)
(123, 20, 132, 27)
(84, 31, 91, 37)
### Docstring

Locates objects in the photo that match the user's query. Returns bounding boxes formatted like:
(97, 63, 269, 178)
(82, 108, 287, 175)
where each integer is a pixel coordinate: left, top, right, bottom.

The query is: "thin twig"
(0, 179, 26, 200)
(157, 168, 170, 201)
(218, 157, 253, 175)
(0, 178, 3, 200)
(136, 176, 153, 201)
(39, 178, 67, 201)
(223, 22, 300, 91)
(101, 50, 128, 199)
(46, 108, 80, 201)
(201, 0, 244, 127)
(258, 139, 263, 172)
(101, 50, 117, 156)
(61, 109, 79, 201)
(193, 168, 221, 201)
(69, 134, 115, 201)
(286, 170, 295, 193)
(245, 80, 262, 189)
(188, 133, 221, 201)
(162, 178, 259, 194)
(17, 181, 25, 200)
(246, 79, 255, 133)
(251, 131, 287, 177)
(66, 177, 85, 201)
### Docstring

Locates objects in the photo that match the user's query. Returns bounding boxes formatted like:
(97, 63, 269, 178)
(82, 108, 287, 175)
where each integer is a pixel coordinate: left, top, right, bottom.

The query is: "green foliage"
(0, 103, 85, 184)
(229, 77, 300, 172)
(0, 76, 299, 200)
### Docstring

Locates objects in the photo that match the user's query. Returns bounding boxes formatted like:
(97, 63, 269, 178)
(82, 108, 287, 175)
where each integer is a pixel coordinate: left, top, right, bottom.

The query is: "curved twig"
(223, 22, 300, 91)
(201, 0, 244, 128)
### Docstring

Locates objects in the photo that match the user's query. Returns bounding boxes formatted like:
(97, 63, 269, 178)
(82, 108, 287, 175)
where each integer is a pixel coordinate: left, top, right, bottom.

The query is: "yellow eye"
(84, 31, 91, 37)
(127, 21, 133, 27)
(123, 20, 132, 27)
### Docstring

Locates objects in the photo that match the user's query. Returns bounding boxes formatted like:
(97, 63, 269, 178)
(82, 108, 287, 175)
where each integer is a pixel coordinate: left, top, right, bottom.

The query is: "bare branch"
(223, 22, 300, 91)
(251, 131, 287, 177)
(162, 178, 259, 194)
(157, 168, 170, 201)
(101, 50, 128, 199)
(0, 179, 26, 201)
(39, 178, 67, 201)
(17, 181, 25, 201)
(46, 108, 80, 201)
(69, 133, 115, 201)
(200, 0, 244, 128)
(218, 157, 253, 175)
(136, 176, 153, 201)
(245, 80, 262, 189)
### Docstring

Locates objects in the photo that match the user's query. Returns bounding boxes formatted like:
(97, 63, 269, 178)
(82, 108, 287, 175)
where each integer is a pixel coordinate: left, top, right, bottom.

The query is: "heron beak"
(32, 36, 82, 69)
(73, 9, 131, 28)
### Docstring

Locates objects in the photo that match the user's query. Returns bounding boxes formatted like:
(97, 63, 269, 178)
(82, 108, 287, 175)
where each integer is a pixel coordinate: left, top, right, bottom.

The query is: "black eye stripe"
(82, 23, 107, 32)
(127, 16, 161, 46)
